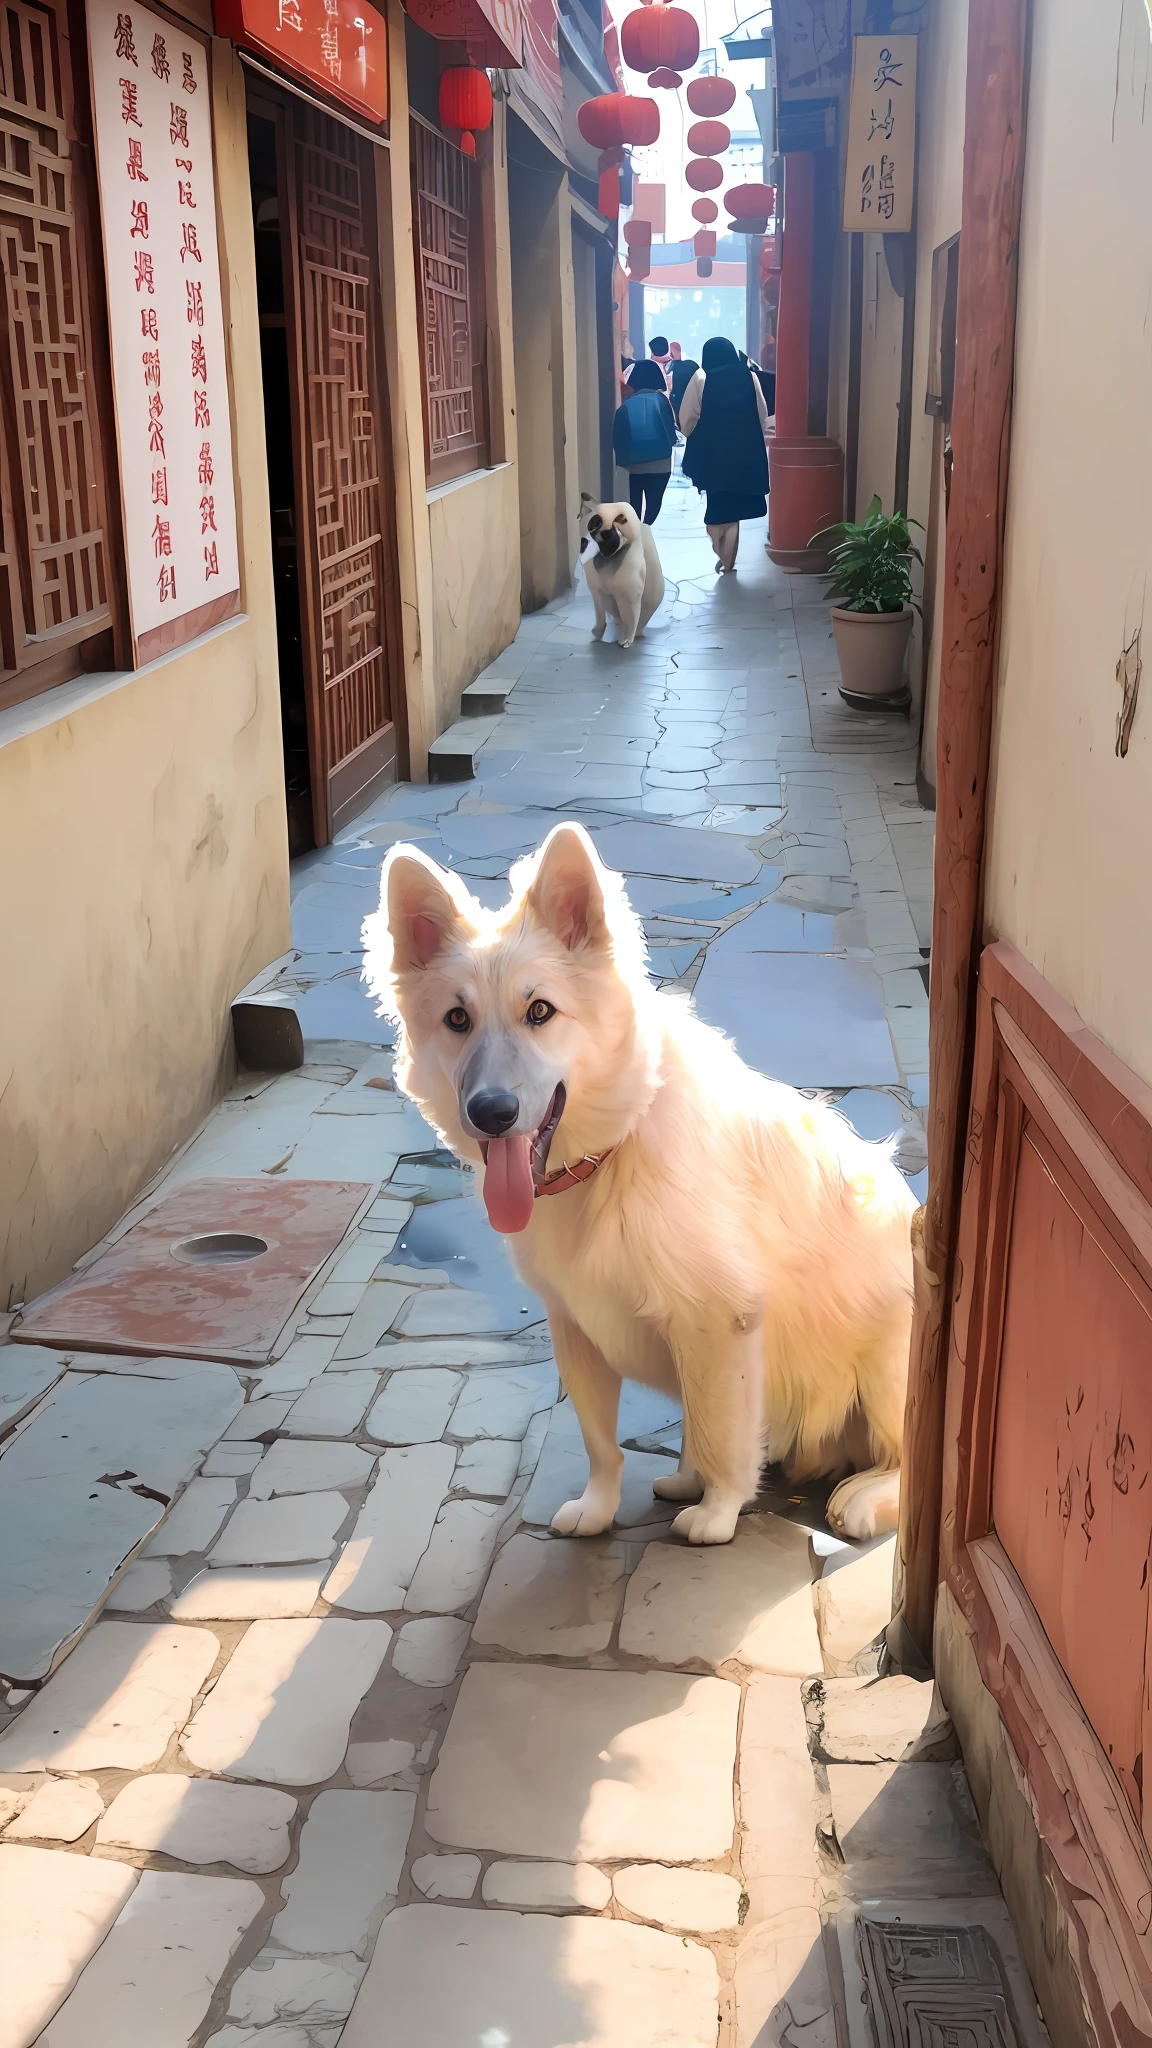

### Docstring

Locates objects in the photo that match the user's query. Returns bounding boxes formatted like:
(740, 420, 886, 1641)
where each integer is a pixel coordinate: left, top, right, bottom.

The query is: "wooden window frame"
(410, 110, 489, 488)
(0, 0, 127, 715)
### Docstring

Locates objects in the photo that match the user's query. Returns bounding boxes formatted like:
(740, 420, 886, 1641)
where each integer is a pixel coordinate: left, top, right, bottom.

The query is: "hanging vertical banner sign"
(843, 35, 918, 235)
(89, 0, 240, 666)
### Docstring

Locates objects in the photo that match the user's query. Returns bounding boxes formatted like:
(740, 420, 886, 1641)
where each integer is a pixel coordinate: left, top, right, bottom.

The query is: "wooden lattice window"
(0, 0, 116, 707)
(412, 114, 488, 486)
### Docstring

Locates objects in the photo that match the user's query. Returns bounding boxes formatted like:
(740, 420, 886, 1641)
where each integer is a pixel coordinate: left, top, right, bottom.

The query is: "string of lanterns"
(576, 2, 776, 290)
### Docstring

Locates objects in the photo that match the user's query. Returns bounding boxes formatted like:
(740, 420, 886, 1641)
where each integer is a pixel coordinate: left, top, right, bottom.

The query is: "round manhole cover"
(171, 1232, 270, 1264)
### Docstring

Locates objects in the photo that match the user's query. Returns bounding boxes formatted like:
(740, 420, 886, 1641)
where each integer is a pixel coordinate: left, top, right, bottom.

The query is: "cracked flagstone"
(96, 1774, 296, 1873)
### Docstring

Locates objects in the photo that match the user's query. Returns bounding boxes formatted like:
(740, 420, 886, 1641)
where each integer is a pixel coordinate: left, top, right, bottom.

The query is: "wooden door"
(283, 103, 398, 844)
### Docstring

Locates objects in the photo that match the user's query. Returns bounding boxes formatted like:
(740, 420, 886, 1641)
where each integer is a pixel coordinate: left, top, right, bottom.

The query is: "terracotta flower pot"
(831, 604, 913, 704)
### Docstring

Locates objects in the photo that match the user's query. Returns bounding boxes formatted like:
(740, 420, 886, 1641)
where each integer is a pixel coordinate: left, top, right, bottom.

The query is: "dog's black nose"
(468, 1090, 520, 1136)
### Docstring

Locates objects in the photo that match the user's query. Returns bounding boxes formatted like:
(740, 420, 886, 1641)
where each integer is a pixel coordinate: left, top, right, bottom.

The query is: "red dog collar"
(536, 1147, 617, 1198)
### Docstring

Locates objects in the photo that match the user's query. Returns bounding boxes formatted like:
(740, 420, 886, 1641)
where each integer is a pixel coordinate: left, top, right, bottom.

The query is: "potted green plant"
(810, 496, 921, 705)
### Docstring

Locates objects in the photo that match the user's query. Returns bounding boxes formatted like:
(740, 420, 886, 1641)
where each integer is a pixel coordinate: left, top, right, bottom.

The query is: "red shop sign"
(214, 0, 389, 125)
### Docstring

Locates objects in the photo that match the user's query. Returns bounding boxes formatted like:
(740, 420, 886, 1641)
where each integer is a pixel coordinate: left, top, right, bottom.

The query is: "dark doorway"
(248, 108, 312, 857)
(246, 86, 404, 851)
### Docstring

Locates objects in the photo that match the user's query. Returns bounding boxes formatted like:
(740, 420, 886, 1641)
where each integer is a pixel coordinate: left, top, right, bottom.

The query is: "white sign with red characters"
(90, 0, 239, 659)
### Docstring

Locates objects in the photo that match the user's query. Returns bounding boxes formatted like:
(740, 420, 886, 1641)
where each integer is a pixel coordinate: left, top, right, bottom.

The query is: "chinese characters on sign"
(212, 0, 390, 126)
(843, 35, 918, 236)
(90, 0, 238, 658)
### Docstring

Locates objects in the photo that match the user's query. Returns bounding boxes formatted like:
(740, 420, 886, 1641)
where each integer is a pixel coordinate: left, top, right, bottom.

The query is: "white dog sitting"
(578, 497, 665, 648)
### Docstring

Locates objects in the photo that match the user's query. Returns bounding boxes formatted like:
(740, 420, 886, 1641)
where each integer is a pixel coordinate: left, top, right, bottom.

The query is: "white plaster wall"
(984, 0, 1152, 1086)
(0, 40, 289, 1304)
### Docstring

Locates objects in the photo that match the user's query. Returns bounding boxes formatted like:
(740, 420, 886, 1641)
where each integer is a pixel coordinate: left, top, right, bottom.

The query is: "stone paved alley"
(0, 486, 1049, 2046)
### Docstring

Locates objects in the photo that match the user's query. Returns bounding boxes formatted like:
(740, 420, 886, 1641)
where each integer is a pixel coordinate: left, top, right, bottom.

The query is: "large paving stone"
(249, 1440, 375, 1497)
(207, 1493, 348, 1567)
(820, 1675, 952, 1763)
(482, 1861, 611, 1910)
(6, 1778, 103, 1842)
(403, 1499, 504, 1613)
(411, 1852, 480, 1900)
(827, 1762, 997, 1895)
(0, 1343, 69, 1437)
(738, 1675, 821, 1886)
(365, 1369, 462, 1444)
(0, 1844, 137, 2048)
(281, 1371, 380, 1437)
(619, 1517, 820, 1674)
(474, 1532, 627, 1656)
(391, 1615, 470, 1685)
(613, 1865, 742, 1932)
(732, 1904, 837, 2048)
(0, 1364, 242, 1680)
(324, 1443, 456, 1612)
(97, 1775, 296, 1873)
(814, 1538, 895, 1675)
(448, 1364, 557, 1442)
(0, 1622, 219, 1771)
(453, 1437, 520, 1496)
(332, 1282, 418, 1360)
(693, 949, 899, 1088)
(394, 1288, 505, 1337)
(180, 1618, 390, 1786)
(224, 1955, 364, 2030)
(171, 1566, 325, 1619)
(341, 1904, 719, 2047)
(271, 1790, 414, 1957)
(588, 818, 761, 883)
(40, 1869, 264, 2047)
(426, 1664, 738, 1862)
(106, 1558, 172, 1611)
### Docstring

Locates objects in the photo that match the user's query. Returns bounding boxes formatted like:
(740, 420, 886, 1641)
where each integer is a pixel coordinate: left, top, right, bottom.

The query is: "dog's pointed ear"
(522, 823, 610, 953)
(382, 847, 475, 971)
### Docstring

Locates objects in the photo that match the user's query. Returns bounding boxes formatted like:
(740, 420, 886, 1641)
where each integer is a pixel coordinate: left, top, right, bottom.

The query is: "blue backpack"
(613, 390, 676, 467)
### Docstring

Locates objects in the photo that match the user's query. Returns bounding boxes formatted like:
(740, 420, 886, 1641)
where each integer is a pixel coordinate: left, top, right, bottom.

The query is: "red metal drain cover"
(14, 1178, 371, 1366)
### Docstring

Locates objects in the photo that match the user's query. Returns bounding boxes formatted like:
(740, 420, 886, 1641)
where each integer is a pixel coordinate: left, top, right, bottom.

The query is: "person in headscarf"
(611, 358, 678, 524)
(679, 336, 772, 572)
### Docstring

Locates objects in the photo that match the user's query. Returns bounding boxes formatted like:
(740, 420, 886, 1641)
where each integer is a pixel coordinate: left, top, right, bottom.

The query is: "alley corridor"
(0, 493, 1053, 2046)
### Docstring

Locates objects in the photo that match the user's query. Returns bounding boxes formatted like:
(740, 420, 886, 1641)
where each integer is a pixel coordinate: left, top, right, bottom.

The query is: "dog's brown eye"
(526, 999, 555, 1027)
(444, 1006, 471, 1034)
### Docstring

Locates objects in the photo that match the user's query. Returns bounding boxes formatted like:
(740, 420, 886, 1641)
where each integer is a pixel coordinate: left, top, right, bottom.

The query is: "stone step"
(460, 677, 510, 717)
(427, 715, 501, 784)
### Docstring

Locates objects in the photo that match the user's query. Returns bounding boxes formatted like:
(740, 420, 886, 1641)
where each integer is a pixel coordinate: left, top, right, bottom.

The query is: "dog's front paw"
(671, 1497, 741, 1545)
(552, 1488, 618, 1537)
(652, 1468, 703, 1502)
(826, 1470, 900, 1542)
(619, 637, 634, 649)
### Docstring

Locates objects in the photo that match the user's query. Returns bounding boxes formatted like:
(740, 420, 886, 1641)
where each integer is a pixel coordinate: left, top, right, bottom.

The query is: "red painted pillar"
(774, 153, 813, 437)
(767, 152, 844, 568)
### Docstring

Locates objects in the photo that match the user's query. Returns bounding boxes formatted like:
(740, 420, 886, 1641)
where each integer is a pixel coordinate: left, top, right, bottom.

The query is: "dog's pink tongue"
(482, 1134, 536, 1233)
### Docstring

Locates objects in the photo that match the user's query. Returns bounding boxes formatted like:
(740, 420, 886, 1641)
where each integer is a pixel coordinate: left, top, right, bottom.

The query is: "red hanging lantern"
(696, 256, 713, 278)
(686, 119, 730, 157)
(620, 4, 699, 76)
(598, 165, 621, 218)
(693, 228, 716, 258)
(577, 92, 660, 148)
(647, 67, 682, 88)
(438, 65, 493, 158)
(724, 181, 776, 231)
(686, 74, 735, 117)
(691, 196, 718, 223)
(685, 157, 723, 192)
(623, 218, 652, 246)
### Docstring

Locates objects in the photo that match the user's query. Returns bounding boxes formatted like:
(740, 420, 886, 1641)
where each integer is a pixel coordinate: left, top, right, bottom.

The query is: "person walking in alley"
(668, 341, 700, 422)
(679, 336, 772, 572)
(611, 359, 678, 525)
(623, 335, 672, 389)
